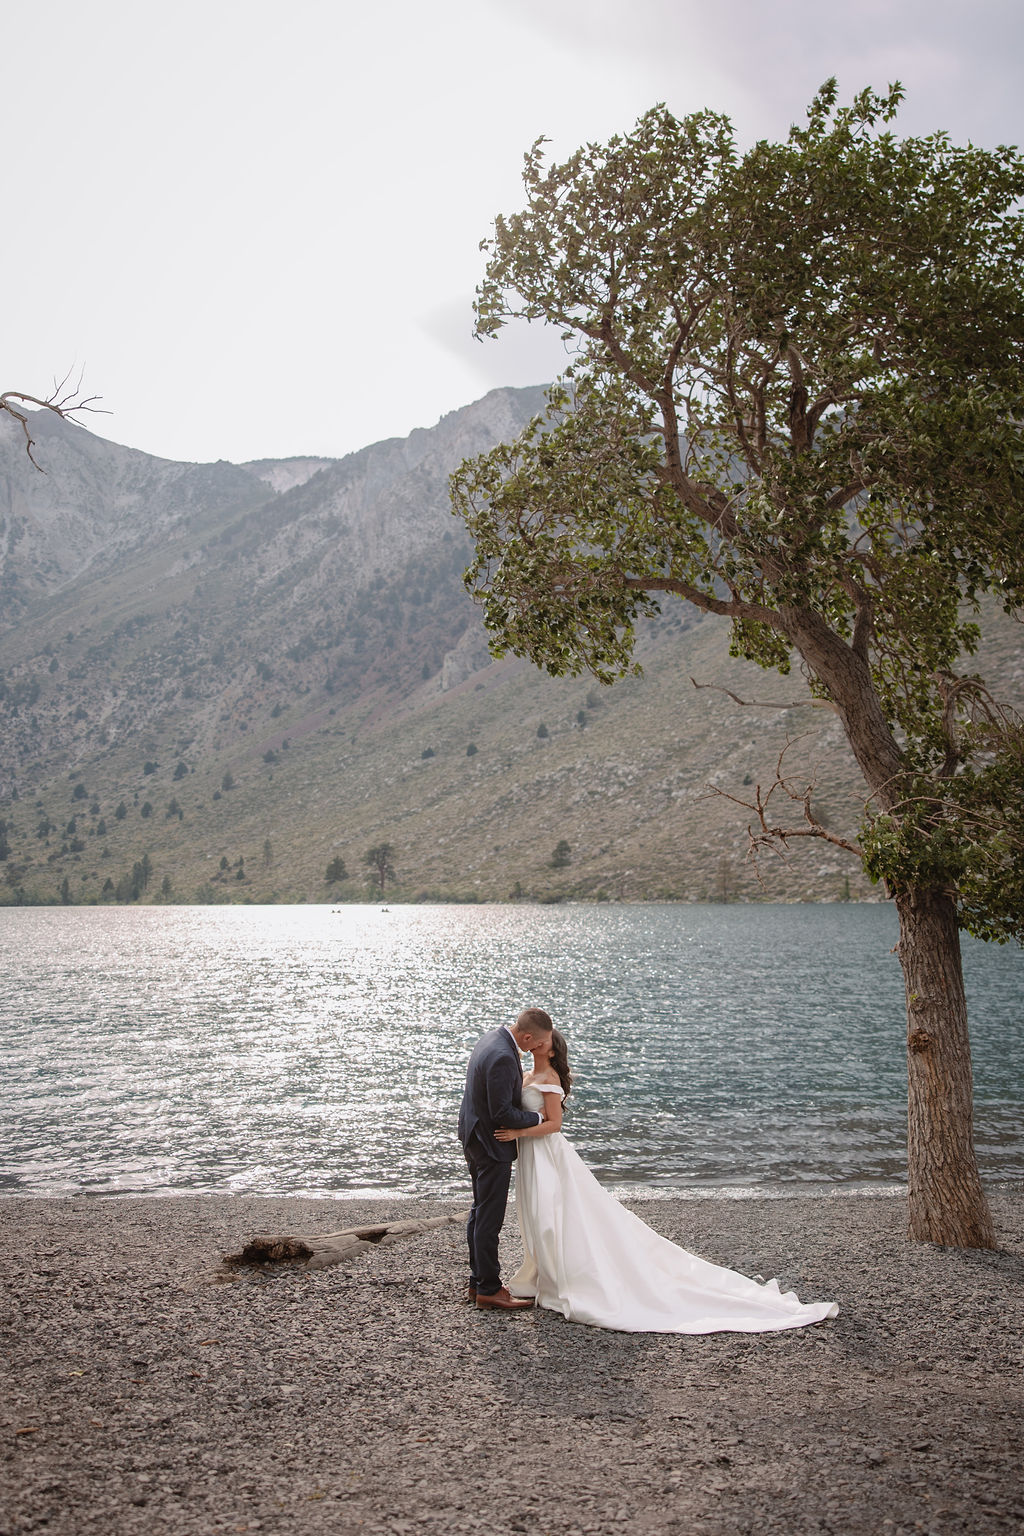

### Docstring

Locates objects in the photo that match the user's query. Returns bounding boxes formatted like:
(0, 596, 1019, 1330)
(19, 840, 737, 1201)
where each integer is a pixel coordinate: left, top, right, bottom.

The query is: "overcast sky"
(4, 0, 1021, 466)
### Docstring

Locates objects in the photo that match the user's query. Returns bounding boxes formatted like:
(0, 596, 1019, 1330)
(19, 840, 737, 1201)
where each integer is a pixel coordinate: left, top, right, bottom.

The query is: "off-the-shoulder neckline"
(527, 1081, 564, 1094)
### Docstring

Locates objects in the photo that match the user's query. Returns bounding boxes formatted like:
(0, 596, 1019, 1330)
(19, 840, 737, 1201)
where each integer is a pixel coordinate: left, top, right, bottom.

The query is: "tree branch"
(826, 479, 867, 511)
(932, 671, 1024, 776)
(785, 344, 810, 453)
(702, 737, 863, 871)
(1, 372, 105, 470)
(723, 327, 762, 475)
(690, 677, 839, 713)
(625, 574, 785, 631)
(851, 594, 874, 662)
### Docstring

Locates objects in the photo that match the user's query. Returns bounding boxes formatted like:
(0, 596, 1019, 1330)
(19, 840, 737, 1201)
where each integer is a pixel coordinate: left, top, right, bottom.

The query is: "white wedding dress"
(508, 1084, 838, 1334)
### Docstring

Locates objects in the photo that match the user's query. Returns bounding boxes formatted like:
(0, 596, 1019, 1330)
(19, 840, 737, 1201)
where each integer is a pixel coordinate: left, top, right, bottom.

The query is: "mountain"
(2, 390, 1017, 907)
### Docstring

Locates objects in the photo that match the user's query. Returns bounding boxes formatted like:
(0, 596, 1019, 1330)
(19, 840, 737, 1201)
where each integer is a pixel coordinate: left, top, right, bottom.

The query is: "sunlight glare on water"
(1, 903, 1021, 1198)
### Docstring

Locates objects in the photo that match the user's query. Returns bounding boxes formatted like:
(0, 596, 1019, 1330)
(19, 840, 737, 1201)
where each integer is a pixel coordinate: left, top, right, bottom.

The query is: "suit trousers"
(463, 1135, 512, 1295)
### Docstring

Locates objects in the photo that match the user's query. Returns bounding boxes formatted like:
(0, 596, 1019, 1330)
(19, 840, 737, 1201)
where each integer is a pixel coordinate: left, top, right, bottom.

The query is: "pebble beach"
(3, 1188, 1023, 1535)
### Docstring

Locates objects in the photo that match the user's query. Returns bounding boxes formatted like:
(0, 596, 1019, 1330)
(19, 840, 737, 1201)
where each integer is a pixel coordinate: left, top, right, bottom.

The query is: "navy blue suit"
(458, 1028, 542, 1295)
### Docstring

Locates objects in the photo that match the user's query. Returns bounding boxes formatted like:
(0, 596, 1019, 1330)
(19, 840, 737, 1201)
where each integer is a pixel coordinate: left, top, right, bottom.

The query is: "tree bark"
(894, 886, 996, 1249)
(779, 605, 905, 806)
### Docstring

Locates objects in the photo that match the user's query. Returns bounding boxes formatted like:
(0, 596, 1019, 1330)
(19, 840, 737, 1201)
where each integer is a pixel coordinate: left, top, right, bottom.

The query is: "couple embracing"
(458, 1007, 839, 1335)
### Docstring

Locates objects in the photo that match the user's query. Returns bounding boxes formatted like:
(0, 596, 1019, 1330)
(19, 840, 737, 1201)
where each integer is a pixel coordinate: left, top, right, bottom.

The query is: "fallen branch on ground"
(223, 1211, 468, 1272)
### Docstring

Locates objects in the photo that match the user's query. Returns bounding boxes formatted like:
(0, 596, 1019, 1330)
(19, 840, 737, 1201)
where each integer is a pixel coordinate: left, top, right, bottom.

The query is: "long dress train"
(508, 1083, 839, 1334)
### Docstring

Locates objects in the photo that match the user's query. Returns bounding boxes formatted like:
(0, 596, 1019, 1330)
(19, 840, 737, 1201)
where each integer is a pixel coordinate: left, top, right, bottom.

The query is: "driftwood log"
(223, 1211, 468, 1272)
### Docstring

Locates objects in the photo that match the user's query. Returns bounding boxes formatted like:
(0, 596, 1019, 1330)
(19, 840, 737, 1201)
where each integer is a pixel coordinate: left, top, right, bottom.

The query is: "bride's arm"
(495, 1091, 563, 1141)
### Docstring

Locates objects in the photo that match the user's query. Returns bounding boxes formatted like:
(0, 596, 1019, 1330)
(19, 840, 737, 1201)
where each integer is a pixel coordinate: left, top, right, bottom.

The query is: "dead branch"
(1, 369, 105, 470)
(222, 1210, 467, 1273)
(690, 677, 838, 713)
(701, 735, 862, 890)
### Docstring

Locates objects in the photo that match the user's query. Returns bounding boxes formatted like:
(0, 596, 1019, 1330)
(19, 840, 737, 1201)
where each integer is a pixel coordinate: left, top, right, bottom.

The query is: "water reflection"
(1, 903, 1021, 1197)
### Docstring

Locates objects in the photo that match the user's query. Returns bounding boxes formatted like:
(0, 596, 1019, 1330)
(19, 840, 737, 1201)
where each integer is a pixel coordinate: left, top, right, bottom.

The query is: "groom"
(458, 1007, 553, 1311)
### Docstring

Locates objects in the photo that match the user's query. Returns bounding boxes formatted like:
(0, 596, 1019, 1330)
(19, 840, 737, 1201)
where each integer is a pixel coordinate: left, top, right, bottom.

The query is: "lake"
(1, 903, 1021, 1199)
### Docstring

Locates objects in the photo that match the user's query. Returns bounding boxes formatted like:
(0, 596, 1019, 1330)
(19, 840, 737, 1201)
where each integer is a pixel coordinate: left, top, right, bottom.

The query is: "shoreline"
(6, 1178, 1022, 1203)
(4, 1188, 1023, 1535)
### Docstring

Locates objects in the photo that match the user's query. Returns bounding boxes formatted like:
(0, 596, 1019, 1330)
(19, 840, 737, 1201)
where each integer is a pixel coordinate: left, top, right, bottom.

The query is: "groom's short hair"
(515, 1007, 553, 1036)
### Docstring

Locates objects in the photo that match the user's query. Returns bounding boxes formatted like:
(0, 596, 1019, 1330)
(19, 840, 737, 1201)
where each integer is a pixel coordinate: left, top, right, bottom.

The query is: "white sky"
(4, 0, 1021, 465)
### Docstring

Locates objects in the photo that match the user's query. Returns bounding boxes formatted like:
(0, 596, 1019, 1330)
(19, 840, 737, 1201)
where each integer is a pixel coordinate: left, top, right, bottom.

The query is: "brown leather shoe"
(475, 1287, 534, 1312)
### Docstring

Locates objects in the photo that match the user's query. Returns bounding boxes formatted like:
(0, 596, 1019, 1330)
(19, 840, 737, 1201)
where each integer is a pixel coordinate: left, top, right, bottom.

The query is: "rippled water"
(1, 903, 1021, 1198)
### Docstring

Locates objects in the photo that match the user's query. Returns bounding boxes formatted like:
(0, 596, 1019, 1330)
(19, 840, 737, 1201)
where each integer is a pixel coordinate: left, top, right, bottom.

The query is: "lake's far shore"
(3, 1188, 1023, 1535)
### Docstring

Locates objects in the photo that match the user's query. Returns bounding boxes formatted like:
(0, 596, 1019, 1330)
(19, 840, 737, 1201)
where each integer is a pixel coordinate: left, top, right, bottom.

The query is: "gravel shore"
(3, 1188, 1023, 1535)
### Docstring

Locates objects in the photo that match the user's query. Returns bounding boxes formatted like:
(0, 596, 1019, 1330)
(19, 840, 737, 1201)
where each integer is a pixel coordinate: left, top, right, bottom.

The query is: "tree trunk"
(779, 611, 995, 1250)
(894, 885, 996, 1249)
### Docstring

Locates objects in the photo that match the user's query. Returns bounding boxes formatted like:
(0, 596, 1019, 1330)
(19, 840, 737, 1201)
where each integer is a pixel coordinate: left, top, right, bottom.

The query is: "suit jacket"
(458, 1027, 542, 1163)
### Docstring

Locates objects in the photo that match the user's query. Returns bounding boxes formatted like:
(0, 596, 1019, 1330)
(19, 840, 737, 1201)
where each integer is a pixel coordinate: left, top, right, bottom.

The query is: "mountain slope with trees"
(0, 387, 1017, 917)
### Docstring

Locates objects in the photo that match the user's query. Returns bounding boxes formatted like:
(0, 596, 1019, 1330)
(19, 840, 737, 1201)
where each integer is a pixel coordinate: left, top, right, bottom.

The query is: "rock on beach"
(2, 1188, 1023, 1535)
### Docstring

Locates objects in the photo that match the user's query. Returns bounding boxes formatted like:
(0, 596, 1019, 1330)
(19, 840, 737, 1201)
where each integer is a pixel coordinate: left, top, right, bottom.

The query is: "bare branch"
(700, 735, 863, 881)
(1, 372, 105, 471)
(706, 778, 862, 858)
(932, 671, 1024, 776)
(690, 676, 839, 713)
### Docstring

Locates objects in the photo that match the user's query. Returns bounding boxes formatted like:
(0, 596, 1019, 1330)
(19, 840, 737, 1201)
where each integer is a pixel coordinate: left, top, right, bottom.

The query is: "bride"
(495, 1028, 838, 1334)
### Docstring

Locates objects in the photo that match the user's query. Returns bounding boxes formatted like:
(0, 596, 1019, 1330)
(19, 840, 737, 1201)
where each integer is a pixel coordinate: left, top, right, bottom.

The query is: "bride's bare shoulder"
(533, 1070, 561, 1085)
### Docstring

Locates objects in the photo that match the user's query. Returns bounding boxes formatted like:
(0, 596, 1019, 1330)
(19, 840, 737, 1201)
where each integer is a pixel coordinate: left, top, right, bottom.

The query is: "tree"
(326, 855, 348, 884)
(451, 84, 1024, 1250)
(114, 863, 146, 902)
(550, 839, 572, 869)
(363, 842, 395, 896)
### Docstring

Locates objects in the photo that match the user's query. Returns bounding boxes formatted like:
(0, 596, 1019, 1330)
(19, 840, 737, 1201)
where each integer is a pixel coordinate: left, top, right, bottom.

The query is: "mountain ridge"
(2, 388, 1018, 906)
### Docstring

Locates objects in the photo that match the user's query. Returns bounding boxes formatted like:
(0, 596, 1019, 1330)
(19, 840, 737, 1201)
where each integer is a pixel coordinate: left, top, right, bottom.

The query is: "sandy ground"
(2, 1188, 1023, 1536)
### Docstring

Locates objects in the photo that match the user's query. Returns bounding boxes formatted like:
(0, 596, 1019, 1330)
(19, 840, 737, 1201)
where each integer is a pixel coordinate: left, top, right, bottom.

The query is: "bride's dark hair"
(550, 1029, 572, 1102)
